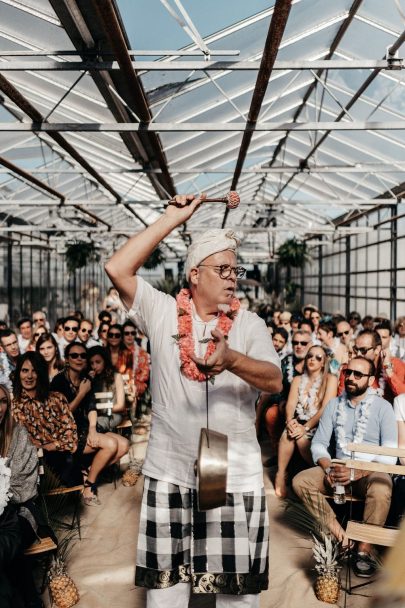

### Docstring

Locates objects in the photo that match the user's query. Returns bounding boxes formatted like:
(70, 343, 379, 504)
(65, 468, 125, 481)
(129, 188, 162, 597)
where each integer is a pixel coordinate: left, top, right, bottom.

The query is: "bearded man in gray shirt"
(293, 356, 397, 578)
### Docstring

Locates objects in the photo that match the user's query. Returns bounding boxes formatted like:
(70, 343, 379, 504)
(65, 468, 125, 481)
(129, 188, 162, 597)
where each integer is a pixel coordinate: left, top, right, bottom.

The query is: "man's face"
(317, 328, 332, 345)
(376, 328, 391, 351)
(19, 321, 32, 340)
(336, 321, 353, 346)
(272, 333, 286, 353)
(123, 326, 136, 347)
(63, 320, 79, 343)
(1, 334, 20, 360)
(78, 322, 93, 344)
(33, 313, 46, 327)
(353, 334, 378, 362)
(311, 312, 321, 328)
(292, 332, 311, 360)
(191, 250, 240, 308)
(344, 359, 373, 397)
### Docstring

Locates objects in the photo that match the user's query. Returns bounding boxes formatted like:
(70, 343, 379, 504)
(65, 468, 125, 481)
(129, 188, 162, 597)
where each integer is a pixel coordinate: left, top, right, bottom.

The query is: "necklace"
(295, 373, 322, 420)
(173, 288, 240, 382)
(335, 389, 374, 455)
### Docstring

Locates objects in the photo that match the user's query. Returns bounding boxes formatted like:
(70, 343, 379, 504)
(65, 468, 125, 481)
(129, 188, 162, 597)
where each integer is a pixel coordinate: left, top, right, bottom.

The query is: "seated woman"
(275, 345, 338, 498)
(36, 332, 64, 380)
(106, 324, 133, 379)
(11, 352, 80, 488)
(51, 342, 129, 506)
(88, 346, 126, 431)
(0, 383, 44, 608)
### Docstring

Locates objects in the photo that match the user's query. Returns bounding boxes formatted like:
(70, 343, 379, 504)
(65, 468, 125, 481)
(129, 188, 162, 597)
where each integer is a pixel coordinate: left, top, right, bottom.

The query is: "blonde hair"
(303, 346, 330, 407)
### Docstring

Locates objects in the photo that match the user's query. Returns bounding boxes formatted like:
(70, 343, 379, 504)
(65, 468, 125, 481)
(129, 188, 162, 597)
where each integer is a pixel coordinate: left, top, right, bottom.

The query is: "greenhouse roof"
(0, 0, 404, 262)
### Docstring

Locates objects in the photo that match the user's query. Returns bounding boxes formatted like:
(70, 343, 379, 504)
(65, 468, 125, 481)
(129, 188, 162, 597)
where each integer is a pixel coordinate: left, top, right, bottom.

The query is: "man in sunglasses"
(106, 193, 282, 608)
(78, 319, 99, 348)
(293, 356, 397, 578)
(336, 320, 354, 348)
(338, 329, 405, 404)
(58, 315, 80, 359)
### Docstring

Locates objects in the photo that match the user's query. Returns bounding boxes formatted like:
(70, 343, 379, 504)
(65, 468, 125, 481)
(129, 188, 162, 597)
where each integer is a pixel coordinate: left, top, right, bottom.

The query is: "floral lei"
(286, 355, 295, 384)
(295, 373, 322, 421)
(335, 389, 374, 456)
(173, 288, 240, 382)
(0, 457, 11, 517)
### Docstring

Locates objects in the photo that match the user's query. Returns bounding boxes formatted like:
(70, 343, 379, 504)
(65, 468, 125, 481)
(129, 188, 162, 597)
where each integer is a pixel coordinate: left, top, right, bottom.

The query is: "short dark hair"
(349, 311, 361, 322)
(0, 329, 16, 344)
(299, 319, 314, 332)
(318, 321, 336, 336)
(13, 352, 49, 402)
(87, 345, 115, 385)
(122, 320, 136, 331)
(273, 327, 289, 342)
(98, 310, 112, 322)
(362, 315, 374, 325)
(17, 317, 32, 329)
(357, 328, 382, 348)
(64, 341, 87, 360)
(349, 356, 375, 377)
(54, 318, 65, 332)
(375, 320, 392, 334)
(63, 316, 80, 328)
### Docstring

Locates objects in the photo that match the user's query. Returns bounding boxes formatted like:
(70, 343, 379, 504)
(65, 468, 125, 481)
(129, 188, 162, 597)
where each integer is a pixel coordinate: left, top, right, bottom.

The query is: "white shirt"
(17, 335, 30, 354)
(394, 394, 405, 422)
(127, 277, 280, 492)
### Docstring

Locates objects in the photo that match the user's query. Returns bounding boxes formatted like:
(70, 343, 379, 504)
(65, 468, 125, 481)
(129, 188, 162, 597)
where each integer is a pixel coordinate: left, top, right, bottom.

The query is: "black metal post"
(19, 242, 23, 315)
(29, 242, 33, 315)
(39, 247, 43, 309)
(390, 205, 398, 321)
(318, 237, 323, 312)
(7, 223, 13, 325)
(345, 235, 351, 318)
(46, 240, 51, 318)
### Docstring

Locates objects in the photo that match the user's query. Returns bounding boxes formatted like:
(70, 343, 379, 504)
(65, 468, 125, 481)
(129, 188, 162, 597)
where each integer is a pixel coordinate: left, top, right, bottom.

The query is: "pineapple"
(48, 557, 79, 608)
(312, 532, 341, 604)
(122, 468, 140, 487)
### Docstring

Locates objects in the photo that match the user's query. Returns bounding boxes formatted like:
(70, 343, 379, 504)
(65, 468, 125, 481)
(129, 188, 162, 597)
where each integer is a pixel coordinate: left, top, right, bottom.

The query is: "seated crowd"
(258, 304, 405, 578)
(0, 306, 150, 607)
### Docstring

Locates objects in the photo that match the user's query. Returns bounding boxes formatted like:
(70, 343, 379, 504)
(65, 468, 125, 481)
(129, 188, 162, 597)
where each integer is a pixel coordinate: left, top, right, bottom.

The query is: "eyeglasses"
(198, 264, 246, 279)
(337, 330, 350, 337)
(108, 332, 121, 338)
(99, 329, 108, 334)
(306, 353, 324, 362)
(124, 331, 136, 336)
(344, 368, 370, 380)
(64, 326, 78, 332)
(292, 340, 309, 346)
(33, 318, 45, 323)
(68, 352, 87, 360)
(353, 345, 373, 356)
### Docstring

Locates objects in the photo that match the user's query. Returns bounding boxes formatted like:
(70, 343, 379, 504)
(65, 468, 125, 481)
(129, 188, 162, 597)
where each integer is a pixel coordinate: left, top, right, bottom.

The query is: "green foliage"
(277, 238, 310, 268)
(142, 246, 165, 270)
(65, 241, 100, 274)
(153, 276, 182, 296)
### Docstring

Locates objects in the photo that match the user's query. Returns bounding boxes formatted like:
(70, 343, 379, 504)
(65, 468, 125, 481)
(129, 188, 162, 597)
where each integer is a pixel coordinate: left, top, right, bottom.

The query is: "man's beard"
(345, 382, 367, 397)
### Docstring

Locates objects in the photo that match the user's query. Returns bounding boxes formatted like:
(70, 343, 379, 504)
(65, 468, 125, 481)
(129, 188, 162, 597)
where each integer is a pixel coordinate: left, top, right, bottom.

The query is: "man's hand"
(330, 463, 367, 486)
(191, 328, 235, 376)
(165, 193, 206, 227)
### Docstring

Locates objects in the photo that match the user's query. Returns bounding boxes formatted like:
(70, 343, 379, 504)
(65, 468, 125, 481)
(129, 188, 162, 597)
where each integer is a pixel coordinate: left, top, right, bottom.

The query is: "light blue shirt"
(311, 389, 398, 465)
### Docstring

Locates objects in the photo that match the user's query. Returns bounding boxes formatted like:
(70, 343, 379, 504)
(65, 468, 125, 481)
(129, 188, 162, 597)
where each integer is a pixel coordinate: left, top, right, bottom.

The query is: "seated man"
(293, 356, 397, 578)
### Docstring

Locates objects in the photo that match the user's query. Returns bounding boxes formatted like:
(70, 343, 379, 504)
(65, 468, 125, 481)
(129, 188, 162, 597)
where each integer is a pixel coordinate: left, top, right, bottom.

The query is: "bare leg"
(83, 434, 118, 499)
(105, 432, 129, 463)
(295, 436, 313, 465)
(275, 431, 296, 498)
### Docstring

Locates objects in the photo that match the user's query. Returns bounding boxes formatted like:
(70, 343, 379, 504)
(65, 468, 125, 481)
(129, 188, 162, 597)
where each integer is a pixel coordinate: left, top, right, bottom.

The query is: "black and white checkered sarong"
(135, 477, 269, 595)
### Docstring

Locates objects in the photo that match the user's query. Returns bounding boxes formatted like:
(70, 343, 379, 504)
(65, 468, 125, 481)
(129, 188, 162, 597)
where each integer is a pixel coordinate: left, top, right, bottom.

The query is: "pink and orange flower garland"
(173, 288, 240, 382)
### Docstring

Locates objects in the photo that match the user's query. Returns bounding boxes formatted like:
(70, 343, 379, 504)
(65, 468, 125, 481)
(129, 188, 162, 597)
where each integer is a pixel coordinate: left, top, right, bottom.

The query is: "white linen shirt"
(127, 277, 280, 493)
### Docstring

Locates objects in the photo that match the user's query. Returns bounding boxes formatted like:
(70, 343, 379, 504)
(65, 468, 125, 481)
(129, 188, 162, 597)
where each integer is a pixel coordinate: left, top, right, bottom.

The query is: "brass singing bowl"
(194, 428, 228, 511)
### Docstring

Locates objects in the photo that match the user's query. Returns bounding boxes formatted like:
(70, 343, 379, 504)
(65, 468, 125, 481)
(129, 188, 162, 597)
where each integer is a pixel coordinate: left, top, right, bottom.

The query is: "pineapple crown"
(312, 532, 341, 575)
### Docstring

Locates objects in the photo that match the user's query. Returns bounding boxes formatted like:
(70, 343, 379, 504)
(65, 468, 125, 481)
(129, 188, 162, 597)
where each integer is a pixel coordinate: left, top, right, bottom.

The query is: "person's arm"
(305, 374, 338, 432)
(67, 378, 92, 414)
(113, 373, 126, 413)
(285, 376, 300, 424)
(384, 357, 405, 396)
(46, 394, 78, 453)
(86, 410, 99, 449)
(105, 194, 205, 310)
(310, 400, 335, 465)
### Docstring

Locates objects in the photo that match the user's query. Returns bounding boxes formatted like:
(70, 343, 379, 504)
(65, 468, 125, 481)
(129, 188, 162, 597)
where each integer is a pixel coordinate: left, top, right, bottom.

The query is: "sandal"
(82, 480, 101, 506)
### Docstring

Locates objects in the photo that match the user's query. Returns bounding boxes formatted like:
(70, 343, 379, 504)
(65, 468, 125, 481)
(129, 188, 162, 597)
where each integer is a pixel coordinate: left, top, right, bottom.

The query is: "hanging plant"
(65, 241, 100, 274)
(276, 238, 310, 269)
(142, 246, 165, 270)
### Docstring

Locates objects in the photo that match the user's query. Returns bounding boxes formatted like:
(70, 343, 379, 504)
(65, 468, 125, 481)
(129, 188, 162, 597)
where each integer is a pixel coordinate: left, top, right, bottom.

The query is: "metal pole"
(19, 243, 23, 316)
(46, 239, 51, 318)
(29, 242, 33, 316)
(39, 248, 43, 310)
(318, 238, 323, 312)
(390, 205, 398, 321)
(345, 236, 351, 318)
(7, 223, 13, 326)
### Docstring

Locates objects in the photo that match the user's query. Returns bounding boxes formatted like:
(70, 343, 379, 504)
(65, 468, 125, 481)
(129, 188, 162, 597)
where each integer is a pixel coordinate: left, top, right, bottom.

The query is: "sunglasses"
(68, 352, 87, 360)
(108, 332, 121, 338)
(337, 330, 350, 337)
(124, 331, 136, 336)
(292, 340, 309, 346)
(64, 326, 78, 332)
(80, 329, 92, 334)
(34, 332, 44, 338)
(353, 345, 373, 356)
(344, 368, 370, 380)
(306, 353, 324, 362)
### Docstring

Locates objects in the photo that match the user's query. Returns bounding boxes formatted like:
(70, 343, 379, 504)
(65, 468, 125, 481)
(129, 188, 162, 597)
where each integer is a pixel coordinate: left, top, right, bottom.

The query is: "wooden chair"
(43, 485, 84, 539)
(24, 536, 57, 592)
(343, 442, 405, 603)
(95, 391, 114, 419)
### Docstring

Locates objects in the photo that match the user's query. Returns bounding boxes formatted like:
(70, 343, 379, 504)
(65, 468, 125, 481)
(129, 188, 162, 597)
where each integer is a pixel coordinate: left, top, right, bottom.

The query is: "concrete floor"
(43, 433, 373, 608)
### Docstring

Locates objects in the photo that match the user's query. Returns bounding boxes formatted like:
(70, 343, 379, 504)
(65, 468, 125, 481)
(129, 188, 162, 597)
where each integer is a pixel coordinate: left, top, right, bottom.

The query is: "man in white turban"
(106, 194, 281, 608)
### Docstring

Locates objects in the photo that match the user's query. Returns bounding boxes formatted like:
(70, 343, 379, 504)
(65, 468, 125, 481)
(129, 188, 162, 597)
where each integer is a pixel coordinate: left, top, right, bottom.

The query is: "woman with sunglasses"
(36, 332, 64, 381)
(50, 342, 128, 505)
(88, 346, 125, 431)
(25, 326, 47, 352)
(106, 324, 133, 380)
(275, 346, 338, 498)
(12, 352, 79, 488)
(97, 321, 110, 346)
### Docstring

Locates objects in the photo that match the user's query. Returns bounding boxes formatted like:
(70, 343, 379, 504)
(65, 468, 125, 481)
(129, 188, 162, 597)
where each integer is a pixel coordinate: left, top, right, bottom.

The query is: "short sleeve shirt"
(126, 277, 280, 492)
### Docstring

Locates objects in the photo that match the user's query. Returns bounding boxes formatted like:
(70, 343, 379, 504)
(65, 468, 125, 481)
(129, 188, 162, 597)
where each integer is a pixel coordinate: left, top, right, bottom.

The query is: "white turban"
(185, 229, 240, 280)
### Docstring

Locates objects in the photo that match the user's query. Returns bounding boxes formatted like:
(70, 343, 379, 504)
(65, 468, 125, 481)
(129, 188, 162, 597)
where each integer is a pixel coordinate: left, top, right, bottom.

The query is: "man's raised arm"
(105, 194, 204, 309)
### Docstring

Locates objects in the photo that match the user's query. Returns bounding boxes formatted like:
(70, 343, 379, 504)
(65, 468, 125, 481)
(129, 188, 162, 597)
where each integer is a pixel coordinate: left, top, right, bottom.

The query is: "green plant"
(152, 276, 182, 296)
(142, 246, 165, 270)
(65, 241, 100, 274)
(277, 238, 310, 269)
